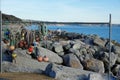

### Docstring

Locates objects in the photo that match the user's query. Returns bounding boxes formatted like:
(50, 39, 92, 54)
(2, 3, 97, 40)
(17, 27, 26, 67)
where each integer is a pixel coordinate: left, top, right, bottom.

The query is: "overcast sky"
(1, 0, 120, 23)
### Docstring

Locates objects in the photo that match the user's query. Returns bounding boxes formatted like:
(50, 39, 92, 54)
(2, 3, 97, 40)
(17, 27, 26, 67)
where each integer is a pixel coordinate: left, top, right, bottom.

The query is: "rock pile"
(2, 31, 120, 80)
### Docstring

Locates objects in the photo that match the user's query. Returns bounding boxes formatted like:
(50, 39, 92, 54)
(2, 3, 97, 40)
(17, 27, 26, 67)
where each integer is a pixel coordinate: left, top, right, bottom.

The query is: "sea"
(26, 24, 120, 43)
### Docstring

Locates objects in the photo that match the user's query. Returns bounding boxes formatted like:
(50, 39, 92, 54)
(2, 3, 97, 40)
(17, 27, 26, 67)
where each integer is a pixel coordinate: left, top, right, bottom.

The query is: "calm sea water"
(47, 25, 120, 43)
(26, 25, 120, 43)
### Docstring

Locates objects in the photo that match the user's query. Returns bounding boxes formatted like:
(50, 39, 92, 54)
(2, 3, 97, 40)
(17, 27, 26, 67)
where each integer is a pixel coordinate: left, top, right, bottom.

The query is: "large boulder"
(63, 54, 83, 69)
(45, 63, 93, 80)
(82, 59, 105, 73)
(14, 47, 63, 64)
(45, 63, 116, 80)
(93, 38, 106, 47)
(37, 47, 63, 64)
(2, 52, 49, 73)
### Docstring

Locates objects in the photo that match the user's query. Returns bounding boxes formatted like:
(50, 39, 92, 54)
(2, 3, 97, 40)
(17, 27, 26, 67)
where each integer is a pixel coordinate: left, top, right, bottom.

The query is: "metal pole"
(108, 14, 112, 80)
(0, 11, 2, 73)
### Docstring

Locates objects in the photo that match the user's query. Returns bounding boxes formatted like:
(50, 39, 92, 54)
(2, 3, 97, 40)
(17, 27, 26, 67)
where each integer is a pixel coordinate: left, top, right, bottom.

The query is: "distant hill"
(2, 13, 22, 22)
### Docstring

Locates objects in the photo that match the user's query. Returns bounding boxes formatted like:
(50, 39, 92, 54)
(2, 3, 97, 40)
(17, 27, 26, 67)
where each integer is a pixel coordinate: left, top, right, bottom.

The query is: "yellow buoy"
(12, 53, 17, 58)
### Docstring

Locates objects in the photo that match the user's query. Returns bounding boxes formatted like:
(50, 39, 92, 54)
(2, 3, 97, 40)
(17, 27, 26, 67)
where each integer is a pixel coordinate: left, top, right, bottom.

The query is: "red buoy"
(28, 47, 33, 52)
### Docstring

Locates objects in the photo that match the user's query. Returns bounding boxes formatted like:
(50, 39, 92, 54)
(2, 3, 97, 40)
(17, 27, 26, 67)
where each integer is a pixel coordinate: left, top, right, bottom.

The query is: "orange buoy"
(43, 56, 49, 62)
(37, 56, 43, 62)
(9, 45, 15, 50)
(28, 47, 33, 52)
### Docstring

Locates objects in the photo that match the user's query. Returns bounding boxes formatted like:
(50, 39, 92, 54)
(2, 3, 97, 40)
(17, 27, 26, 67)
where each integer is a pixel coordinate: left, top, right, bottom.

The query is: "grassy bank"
(0, 72, 56, 80)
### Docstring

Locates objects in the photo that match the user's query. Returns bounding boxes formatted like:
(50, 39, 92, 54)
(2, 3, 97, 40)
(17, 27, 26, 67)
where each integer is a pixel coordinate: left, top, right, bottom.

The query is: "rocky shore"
(2, 30, 120, 80)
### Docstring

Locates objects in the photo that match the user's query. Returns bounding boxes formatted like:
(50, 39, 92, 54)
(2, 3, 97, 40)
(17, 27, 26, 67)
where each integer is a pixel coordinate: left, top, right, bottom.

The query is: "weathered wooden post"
(108, 14, 112, 80)
(0, 11, 2, 73)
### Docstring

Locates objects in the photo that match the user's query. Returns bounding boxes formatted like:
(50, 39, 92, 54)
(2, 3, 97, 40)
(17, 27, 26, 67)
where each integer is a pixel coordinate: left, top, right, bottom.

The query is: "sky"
(1, 0, 120, 24)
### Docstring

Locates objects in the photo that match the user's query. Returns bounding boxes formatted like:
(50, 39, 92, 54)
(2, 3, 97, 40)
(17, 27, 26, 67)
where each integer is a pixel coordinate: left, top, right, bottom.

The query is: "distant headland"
(2, 13, 120, 26)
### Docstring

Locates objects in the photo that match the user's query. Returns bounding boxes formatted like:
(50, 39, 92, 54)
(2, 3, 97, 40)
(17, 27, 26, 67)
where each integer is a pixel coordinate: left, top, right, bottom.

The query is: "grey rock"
(71, 43, 81, 50)
(45, 63, 93, 80)
(14, 48, 31, 59)
(84, 38, 93, 45)
(63, 44, 71, 51)
(79, 53, 93, 62)
(87, 48, 95, 55)
(82, 59, 105, 73)
(74, 39, 85, 45)
(112, 64, 120, 76)
(112, 46, 120, 56)
(57, 52, 64, 56)
(63, 54, 83, 69)
(88, 73, 104, 80)
(100, 52, 118, 68)
(68, 48, 80, 56)
(88, 73, 116, 80)
(79, 47, 87, 54)
(40, 40, 53, 50)
(93, 38, 106, 47)
(2, 56, 49, 73)
(45, 63, 115, 80)
(117, 57, 120, 63)
(93, 46, 99, 52)
(15, 47, 63, 64)
(52, 43, 63, 53)
(105, 41, 114, 51)
(38, 47, 63, 64)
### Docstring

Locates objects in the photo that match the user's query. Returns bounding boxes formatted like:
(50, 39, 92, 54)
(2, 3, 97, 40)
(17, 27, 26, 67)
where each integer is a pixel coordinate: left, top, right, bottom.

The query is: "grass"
(0, 72, 56, 80)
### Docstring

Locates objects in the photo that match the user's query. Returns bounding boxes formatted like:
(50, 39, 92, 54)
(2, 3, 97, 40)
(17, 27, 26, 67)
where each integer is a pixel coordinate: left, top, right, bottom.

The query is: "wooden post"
(108, 14, 112, 80)
(0, 11, 2, 73)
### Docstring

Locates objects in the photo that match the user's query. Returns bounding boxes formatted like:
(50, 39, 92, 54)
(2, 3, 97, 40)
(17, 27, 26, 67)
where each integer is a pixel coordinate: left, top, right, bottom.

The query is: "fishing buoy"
(23, 41, 27, 45)
(27, 51, 32, 55)
(19, 42, 24, 48)
(12, 53, 17, 58)
(33, 42, 37, 46)
(43, 56, 49, 62)
(3, 39, 9, 44)
(25, 44, 28, 48)
(37, 56, 43, 62)
(9, 45, 15, 50)
(22, 33, 25, 36)
(5, 31, 10, 35)
(28, 47, 33, 52)
(20, 40, 24, 43)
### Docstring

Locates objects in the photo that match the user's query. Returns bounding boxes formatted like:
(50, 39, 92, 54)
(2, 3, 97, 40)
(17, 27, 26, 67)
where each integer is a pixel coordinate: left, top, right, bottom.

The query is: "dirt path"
(0, 72, 56, 80)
